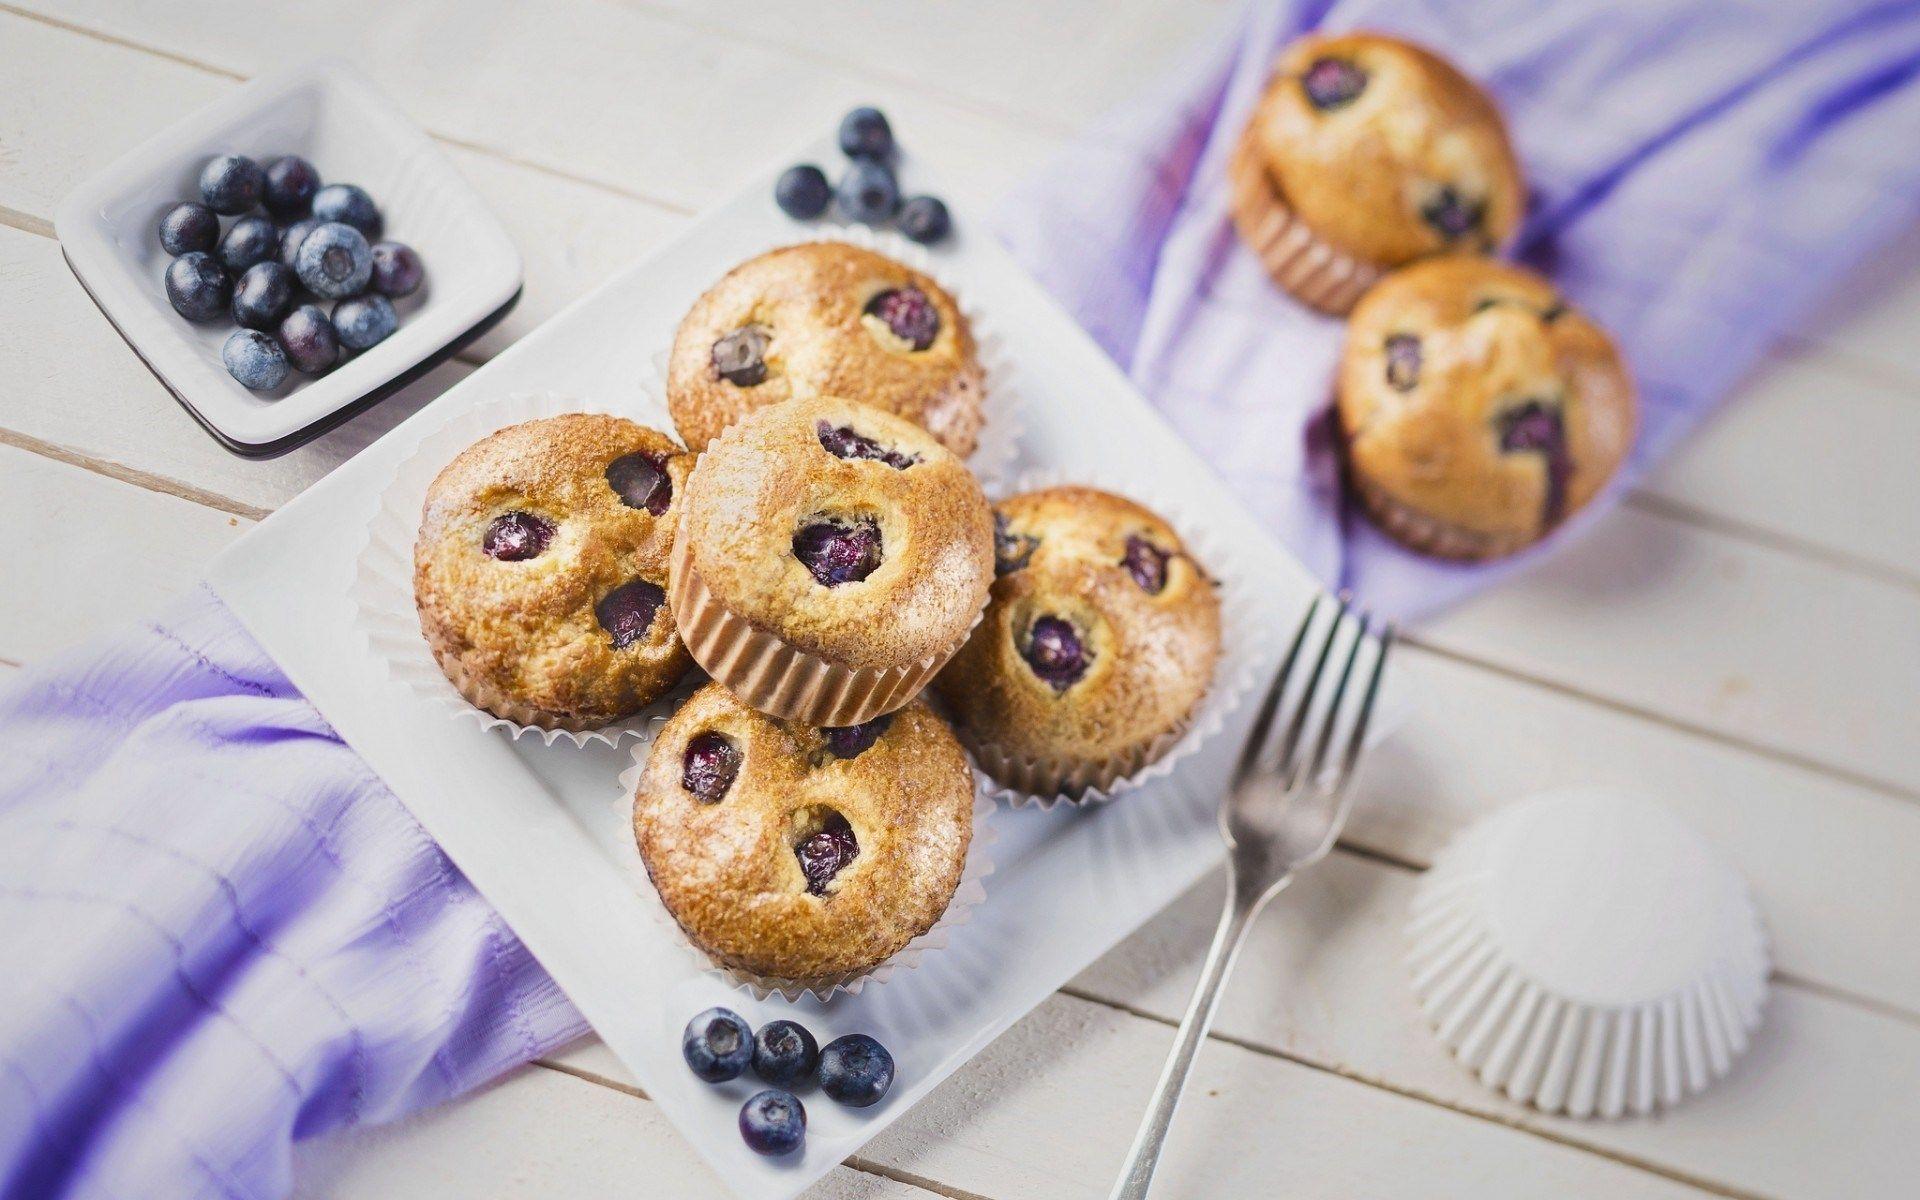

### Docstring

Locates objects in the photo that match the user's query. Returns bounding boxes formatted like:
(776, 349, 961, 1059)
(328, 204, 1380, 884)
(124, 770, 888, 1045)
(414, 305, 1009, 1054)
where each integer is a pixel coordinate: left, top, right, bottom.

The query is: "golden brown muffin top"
(1338, 256, 1636, 547)
(634, 683, 975, 984)
(667, 243, 984, 457)
(935, 486, 1222, 772)
(676, 395, 995, 672)
(413, 414, 693, 725)
(1246, 31, 1524, 266)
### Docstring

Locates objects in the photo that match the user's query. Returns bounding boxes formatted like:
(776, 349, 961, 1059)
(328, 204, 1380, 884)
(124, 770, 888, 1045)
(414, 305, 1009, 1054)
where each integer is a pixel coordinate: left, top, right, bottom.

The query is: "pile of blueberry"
(156, 153, 426, 392)
(774, 107, 952, 245)
(682, 1006, 895, 1157)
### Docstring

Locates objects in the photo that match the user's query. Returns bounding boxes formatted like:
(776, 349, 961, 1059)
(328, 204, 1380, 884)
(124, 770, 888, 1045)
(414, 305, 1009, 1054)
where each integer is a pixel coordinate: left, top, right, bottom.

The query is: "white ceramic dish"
(55, 59, 520, 457)
(206, 146, 1341, 1200)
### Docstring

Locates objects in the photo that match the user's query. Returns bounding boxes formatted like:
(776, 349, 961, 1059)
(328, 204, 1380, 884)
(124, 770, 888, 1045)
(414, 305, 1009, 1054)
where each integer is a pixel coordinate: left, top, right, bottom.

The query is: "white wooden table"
(5, 4, 1917, 1198)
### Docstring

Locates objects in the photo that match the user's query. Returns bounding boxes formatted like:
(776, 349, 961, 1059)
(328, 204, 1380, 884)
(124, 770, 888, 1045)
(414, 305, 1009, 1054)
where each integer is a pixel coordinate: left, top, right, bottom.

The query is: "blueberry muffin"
(1228, 31, 1523, 314)
(414, 414, 694, 729)
(670, 395, 995, 726)
(666, 243, 984, 456)
(1337, 256, 1635, 559)
(634, 683, 976, 988)
(935, 486, 1222, 797)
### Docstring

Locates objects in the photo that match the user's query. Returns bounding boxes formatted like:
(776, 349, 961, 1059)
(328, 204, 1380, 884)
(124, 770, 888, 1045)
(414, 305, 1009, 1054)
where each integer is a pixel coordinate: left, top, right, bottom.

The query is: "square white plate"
(56, 59, 521, 457)
(207, 148, 1333, 1199)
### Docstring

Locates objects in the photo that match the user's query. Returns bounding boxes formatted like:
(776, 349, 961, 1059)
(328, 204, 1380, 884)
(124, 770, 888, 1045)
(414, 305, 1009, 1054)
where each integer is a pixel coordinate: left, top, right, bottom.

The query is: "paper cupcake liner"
(351, 388, 692, 749)
(1349, 469, 1537, 562)
(1227, 122, 1384, 316)
(947, 467, 1262, 810)
(615, 741, 996, 1002)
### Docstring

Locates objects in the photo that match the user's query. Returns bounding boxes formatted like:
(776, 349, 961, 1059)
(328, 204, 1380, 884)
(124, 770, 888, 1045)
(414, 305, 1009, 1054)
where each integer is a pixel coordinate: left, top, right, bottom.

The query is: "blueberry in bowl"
(311, 183, 382, 240)
(198, 153, 264, 215)
(295, 222, 374, 299)
(818, 1033, 894, 1107)
(277, 304, 340, 376)
(333, 294, 397, 351)
(222, 328, 289, 391)
(837, 159, 899, 226)
(369, 241, 425, 298)
(752, 1019, 820, 1088)
(775, 164, 832, 220)
(157, 202, 218, 256)
(682, 1006, 754, 1082)
(164, 251, 232, 321)
(277, 218, 320, 270)
(231, 261, 295, 331)
(838, 106, 894, 161)
(739, 1090, 806, 1157)
(218, 215, 281, 273)
(262, 154, 320, 219)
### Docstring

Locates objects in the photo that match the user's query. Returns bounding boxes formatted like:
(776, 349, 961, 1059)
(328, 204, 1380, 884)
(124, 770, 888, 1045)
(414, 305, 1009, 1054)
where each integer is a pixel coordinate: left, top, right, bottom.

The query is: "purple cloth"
(996, 0, 1920, 618)
(0, 587, 586, 1199)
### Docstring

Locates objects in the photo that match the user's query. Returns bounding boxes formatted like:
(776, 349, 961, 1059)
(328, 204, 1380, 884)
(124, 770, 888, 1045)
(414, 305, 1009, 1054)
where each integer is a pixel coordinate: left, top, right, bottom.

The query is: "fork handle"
(1107, 868, 1285, 1200)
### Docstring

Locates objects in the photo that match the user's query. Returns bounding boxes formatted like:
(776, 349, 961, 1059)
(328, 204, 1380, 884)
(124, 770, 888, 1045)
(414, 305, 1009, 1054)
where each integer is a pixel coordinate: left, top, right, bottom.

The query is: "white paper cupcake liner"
(351, 388, 693, 749)
(616, 741, 996, 1002)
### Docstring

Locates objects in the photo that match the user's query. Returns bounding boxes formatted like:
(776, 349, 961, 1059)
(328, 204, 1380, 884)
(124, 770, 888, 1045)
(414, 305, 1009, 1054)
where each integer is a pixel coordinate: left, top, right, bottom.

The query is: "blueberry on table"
(278, 304, 340, 375)
(774, 164, 832, 220)
(199, 154, 265, 215)
(333, 294, 397, 351)
(218, 215, 281, 272)
(163, 251, 231, 321)
(231, 261, 295, 330)
(752, 1020, 820, 1088)
(311, 183, 382, 240)
(818, 1033, 893, 1107)
(369, 241, 424, 298)
(838, 106, 893, 160)
(739, 1090, 806, 1157)
(897, 195, 951, 245)
(683, 1007, 754, 1082)
(295, 222, 373, 299)
(222, 328, 289, 391)
(262, 154, 320, 219)
(836, 159, 899, 226)
(156, 202, 218, 256)
(278, 218, 320, 270)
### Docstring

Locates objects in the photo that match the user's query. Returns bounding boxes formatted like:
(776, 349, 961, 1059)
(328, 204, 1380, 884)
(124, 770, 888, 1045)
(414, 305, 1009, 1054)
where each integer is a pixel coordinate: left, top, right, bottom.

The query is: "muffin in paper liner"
(1226, 120, 1384, 317)
(615, 736, 996, 1003)
(352, 388, 692, 749)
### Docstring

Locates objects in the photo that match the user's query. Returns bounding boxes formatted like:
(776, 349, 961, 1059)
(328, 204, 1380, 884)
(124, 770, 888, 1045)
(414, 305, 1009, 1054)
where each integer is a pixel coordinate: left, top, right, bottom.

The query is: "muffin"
(935, 486, 1222, 798)
(670, 394, 995, 726)
(666, 242, 984, 456)
(634, 683, 976, 989)
(1228, 31, 1524, 314)
(1337, 255, 1636, 559)
(414, 414, 694, 729)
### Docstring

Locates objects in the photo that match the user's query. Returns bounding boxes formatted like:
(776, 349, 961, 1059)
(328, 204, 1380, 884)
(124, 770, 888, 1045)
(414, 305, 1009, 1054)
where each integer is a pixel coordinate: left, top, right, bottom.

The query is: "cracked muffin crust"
(634, 683, 975, 987)
(935, 486, 1222, 797)
(1337, 255, 1636, 560)
(413, 414, 694, 729)
(666, 242, 985, 457)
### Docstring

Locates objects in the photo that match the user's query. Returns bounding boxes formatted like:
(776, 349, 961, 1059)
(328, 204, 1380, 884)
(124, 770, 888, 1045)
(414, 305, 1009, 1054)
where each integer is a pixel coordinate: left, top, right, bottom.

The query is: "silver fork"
(1108, 593, 1393, 1200)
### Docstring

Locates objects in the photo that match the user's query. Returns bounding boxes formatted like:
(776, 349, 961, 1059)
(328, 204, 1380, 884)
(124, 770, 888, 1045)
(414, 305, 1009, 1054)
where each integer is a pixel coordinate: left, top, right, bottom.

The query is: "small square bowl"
(55, 59, 521, 458)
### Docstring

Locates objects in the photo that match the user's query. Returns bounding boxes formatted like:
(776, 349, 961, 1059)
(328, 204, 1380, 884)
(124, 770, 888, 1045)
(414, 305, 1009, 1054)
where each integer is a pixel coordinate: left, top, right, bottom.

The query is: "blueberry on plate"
(278, 304, 341, 375)
(295, 222, 373, 299)
(157, 202, 218, 256)
(218, 215, 281, 272)
(164, 251, 232, 321)
(752, 1020, 820, 1089)
(897, 195, 951, 245)
(199, 154, 265, 215)
(739, 1090, 806, 1157)
(333, 294, 397, 351)
(837, 159, 899, 226)
(369, 241, 425, 298)
(818, 1033, 893, 1108)
(222, 328, 289, 391)
(311, 183, 382, 240)
(774, 164, 832, 220)
(838, 106, 893, 160)
(683, 1007, 754, 1083)
(231, 261, 295, 330)
(278, 218, 321, 270)
(262, 154, 320, 219)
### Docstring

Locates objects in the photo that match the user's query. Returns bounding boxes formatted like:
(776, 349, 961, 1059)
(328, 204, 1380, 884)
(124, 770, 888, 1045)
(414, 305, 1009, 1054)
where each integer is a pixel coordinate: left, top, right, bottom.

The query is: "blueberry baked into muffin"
(1228, 31, 1523, 314)
(670, 394, 995, 726)
(935, 486, 1222, 798)
(1337, 255, 1636, 560)
(666, 243, 985, 457)
(634, 683, 976, 988)
(414, 414, 694, 730)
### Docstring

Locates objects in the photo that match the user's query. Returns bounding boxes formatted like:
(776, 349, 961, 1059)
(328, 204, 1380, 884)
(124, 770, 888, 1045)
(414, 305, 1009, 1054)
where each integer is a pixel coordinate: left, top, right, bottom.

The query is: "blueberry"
(221, 329, 289, 391)
(838, 106, 894, 161)
(1023, 615, 1089, 691)
(816, 421, 916, 469)
(752, 1021, 820, 1088)
(262, 155, 320, 219)
(482, 510, 555, 561)
(1420, 185, 1485, 243)
(311, 183, 382, 240)
(1302, 57, 1368, 110)
(231, 261, 294, 330)
(369, 241, 424, 298)
(682, 731, 742, 802)
(993, 512, 1038, 576)
(739, 1090, 806, 1157)
(897, 195, 951, 245)
(278, 218, 321, 270)
(1384, 334, 1422, 391)
(793, 516, 881, 587)
(863, 287, 938, 350)
(683, 1007, 754, 1083)
(199, 154, 265, 215)
(278, 304, 341, 376)
(796, 811, 859, 895)
(164, 251, 232, 321)
(605, 451, 672, 515)
(157, 202, 218, 256)
(218, 215, 280, 272)
(1496, 400, 1572, 528)
(818, 1034, 893, 1108)
(1122, 535, 1170, 595)
(775, 164, 832, 219)
(822, 714, 891, 760)
(295, 222, 373, 299)
(596, 578, 665, 649)
(333, 294, 397, 351)
(836, 159, 899, 225)
(711, 325, 770, 387)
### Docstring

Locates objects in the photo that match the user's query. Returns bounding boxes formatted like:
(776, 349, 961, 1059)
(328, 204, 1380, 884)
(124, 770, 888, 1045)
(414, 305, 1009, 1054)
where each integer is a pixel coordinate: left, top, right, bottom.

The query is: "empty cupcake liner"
(352, 388, 691, 749)
(615, 740, 996, 1002)
(1227, 121, 1384, 316)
